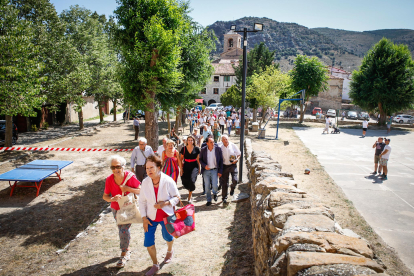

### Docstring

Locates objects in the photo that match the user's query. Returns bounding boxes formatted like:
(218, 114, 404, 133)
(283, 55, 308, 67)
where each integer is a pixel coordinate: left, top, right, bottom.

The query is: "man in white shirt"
(209, 115, 215, 126)
(379, 138, 391, 180)
(199, 138, 223, 206)
(131, 137, 154, 182)
(362, 119, 368, 137)
(133, 117, 140, 140)
(218, 115, 225, 134)
(157, 137, 168, 158)
(219, 135, 241, 203)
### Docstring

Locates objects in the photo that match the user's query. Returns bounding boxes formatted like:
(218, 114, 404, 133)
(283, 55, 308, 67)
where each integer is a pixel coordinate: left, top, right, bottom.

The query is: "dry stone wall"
(244, 139, 387, 276)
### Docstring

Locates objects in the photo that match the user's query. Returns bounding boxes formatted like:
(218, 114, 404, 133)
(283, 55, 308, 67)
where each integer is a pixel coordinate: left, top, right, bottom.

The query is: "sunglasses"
(110, 165, 124, 170)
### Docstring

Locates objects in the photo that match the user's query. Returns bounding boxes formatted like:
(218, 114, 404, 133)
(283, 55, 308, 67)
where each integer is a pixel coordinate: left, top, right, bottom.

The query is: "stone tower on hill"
(220, 31, 243, 60)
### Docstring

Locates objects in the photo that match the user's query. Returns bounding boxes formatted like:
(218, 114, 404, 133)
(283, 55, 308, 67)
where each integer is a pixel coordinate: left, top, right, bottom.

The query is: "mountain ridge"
(207, 17, 414, 72)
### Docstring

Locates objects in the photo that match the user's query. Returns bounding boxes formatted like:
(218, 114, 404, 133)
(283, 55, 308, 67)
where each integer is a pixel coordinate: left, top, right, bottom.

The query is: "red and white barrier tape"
(0, 147, 134, 152)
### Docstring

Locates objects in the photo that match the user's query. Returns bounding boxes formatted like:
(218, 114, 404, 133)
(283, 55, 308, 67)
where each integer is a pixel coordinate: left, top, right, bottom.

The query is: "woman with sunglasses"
(102, 155, 141, 268)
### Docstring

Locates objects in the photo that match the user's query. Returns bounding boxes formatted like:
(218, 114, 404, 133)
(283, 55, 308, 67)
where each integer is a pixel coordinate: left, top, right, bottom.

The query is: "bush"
(110, 108, 114, 114)
(31, 125, 38, 132)
(42, 122, 49, 130)
(202, 105, 206, 110)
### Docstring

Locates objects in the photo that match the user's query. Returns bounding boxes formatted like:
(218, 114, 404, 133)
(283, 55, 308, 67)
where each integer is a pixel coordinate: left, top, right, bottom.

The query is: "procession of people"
(103, 106, 243, 275)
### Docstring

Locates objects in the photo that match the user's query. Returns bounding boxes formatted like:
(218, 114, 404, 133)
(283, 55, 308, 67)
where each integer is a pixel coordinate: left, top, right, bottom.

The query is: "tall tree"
(350, 38, 414, 124)
(114, 0, 187, 149)
(233, 42, 278, 121)
(220, 85, 242, 108)
(290, 55, 329, 123)
(10, 0, 74, 125)
(0, 0, 45, 146)
(248, 66, 293, 127)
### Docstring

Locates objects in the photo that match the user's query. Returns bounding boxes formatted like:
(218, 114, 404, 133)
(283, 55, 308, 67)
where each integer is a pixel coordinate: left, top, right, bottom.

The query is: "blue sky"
(50, 0, 414, 32)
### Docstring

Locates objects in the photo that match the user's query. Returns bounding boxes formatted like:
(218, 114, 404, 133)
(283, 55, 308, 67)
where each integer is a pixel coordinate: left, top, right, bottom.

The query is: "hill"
(313, 28, 414, 58)
(207, 17, 362, 72)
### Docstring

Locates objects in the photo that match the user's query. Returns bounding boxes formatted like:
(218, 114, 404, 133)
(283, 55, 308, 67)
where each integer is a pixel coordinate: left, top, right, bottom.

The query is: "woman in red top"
(103, 155, 141, 268)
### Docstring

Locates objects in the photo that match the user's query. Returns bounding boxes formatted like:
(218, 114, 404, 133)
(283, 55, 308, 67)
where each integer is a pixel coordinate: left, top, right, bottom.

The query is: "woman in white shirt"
(139, 155, 180, 275)
(218, 115, 225, 134)
(234, 117, 240, 128)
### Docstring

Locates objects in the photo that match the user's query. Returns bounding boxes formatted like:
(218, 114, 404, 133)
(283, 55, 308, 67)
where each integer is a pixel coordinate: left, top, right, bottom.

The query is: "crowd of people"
(103, 118, 242, 274)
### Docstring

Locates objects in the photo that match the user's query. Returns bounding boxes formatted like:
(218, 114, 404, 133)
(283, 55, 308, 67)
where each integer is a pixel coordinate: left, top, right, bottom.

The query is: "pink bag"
(163, 198, 195, 238)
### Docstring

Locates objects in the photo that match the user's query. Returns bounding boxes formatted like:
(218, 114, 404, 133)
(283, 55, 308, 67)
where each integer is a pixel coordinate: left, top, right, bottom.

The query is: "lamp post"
(230, 23, 264, 183)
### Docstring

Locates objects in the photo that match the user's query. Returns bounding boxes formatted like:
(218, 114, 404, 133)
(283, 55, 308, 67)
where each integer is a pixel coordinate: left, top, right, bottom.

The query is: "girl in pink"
(103, 155, 141, 268)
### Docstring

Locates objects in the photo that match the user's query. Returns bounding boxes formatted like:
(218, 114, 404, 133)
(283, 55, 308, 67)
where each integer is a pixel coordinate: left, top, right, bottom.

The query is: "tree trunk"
(128, 105, 130, 120)
(78, 109, 84, 130)
(253, 108, 257, 122)
(299, 102, 305, 123)
(378, 102, 386, 125)
(181, 109, 186, 126)
(99, 101, 104, 123)
(167, 113, 171, 134)
(175, 107, 180, 129)
(40, 106, 46, 128)
(113, 100, 117, 121)
(4, 115, 13, 147)
(145, 49, 159, 150)
(258, 106, 268, 129)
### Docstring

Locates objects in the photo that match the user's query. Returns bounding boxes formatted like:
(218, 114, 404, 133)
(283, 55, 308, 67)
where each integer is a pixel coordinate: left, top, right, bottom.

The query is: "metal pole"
(239, 28, 247, 183)
(276, 99, 282, 139)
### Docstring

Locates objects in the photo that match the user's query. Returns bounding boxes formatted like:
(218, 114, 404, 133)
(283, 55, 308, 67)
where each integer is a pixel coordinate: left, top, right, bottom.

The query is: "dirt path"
(0, 121, 253, 276)
(249, 121, 413, 276)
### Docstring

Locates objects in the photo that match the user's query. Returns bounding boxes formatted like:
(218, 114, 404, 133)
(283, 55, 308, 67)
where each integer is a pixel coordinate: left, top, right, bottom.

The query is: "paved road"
(294, 127, 414, 272)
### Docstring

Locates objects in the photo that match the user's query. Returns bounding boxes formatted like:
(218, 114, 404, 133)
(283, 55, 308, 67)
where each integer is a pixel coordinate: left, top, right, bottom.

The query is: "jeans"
(189, 121, 193, 133)
(228, 126, 231, 135)
(203, 169, 218, 202)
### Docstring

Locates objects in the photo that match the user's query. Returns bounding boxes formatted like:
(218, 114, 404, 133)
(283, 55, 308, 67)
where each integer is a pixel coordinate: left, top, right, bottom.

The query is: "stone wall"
(244, 139, 387, 276)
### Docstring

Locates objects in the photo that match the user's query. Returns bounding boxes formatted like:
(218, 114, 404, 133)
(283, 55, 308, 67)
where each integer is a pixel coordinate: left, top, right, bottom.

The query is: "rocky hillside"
(313, 28, 414, 58)
(207, 17, 414, 72)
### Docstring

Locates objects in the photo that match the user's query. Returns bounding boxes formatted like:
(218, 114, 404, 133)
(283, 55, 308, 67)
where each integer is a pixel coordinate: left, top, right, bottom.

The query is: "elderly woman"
(139, 155, 180, 276)
(162, 139, 182, 183)
(103, 155, 141, 268)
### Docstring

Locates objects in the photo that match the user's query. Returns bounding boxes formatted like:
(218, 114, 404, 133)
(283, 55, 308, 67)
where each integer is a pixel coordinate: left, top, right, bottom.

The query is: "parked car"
(393, 114, 414, 124)
(326, 109, 336, 117)
(124, 109, 145, 120)
(205, 103, 223, 111)
(0, 120, 18, 145)
(358, 112, 370, 120)
(312, 107, 322, 115)
(347, 111, 358, 120)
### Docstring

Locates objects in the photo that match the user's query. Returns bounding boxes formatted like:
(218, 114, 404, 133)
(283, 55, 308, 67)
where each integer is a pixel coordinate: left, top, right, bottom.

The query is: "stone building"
(328, 66, 352, 103)
(308, 76, 344, 111)
(200, 31, 243, 106)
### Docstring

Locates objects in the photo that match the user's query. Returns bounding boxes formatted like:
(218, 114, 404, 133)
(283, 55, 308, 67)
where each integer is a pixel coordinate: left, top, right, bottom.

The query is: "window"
(213, 88, 219, 94)
(200, 88, 206, 94)
(228, 38, 233, 47)
(224, 76, 230, 82)
(213, 76, 219, 82)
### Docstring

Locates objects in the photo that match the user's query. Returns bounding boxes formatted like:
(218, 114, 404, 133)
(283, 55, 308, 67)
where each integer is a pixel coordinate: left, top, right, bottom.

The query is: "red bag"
(163, 198, 195, 238)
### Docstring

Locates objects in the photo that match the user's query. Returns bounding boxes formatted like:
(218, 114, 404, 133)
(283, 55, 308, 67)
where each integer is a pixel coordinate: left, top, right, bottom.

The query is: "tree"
(220, 85, 242, 108)
(233, 42, 278, 121)
(290, 55, 329, 123)
(0, 1, 45, 146)
(248, 66, 293, 127)
(350, 38, 414, 124)
(114, 0, 188, 149)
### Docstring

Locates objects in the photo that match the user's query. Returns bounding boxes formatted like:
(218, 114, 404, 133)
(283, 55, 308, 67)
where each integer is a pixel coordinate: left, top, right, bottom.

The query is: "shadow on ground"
(220, 182, 254, 276)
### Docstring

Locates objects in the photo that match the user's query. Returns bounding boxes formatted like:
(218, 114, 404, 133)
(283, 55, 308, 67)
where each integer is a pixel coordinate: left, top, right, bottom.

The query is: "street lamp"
(230, 23, 264, 183)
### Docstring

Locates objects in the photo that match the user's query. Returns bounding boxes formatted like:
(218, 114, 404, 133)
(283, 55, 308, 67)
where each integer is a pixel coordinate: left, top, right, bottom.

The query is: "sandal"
(116, 250, 131, 268)
(164, 249, 174, 264)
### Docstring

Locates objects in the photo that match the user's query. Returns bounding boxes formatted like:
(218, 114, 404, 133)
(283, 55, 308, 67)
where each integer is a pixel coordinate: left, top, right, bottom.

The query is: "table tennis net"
(18, 164, 59, 171)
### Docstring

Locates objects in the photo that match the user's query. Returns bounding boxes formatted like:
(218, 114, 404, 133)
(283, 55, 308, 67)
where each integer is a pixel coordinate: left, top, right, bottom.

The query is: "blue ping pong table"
(0, 160, 73, 197)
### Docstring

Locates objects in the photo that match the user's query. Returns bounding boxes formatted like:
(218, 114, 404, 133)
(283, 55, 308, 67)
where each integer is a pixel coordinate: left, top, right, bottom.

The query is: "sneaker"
(382, 175, 388, 180)
(223, 199, 227, 204)
(214, 194, 218, 202)
(145, 264, 160, 276)
(230, 188, 235, 196)
(188, 198, 193, 204)
(371, 171, 377, 175)
(206, 202, 212, 206)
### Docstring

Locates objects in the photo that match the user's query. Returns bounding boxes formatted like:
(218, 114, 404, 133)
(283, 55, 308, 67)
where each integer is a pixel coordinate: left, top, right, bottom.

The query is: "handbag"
(116, 172, 142, 225)
(163, 197, 195, 238)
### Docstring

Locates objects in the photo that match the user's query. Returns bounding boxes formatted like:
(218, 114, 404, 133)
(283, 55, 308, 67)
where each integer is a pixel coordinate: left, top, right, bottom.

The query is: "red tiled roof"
(213, 63, 238, 75)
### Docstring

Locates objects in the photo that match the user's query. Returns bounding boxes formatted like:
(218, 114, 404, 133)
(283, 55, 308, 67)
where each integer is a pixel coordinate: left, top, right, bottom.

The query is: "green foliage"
(248, 66, 293, 109)
(0, 1, 45, 117)
(350, 38, 414, 122)
(234, 42, 278, 89)
(31, 124, 38, 132)
(220, 85, 242, 108)
(114, 0, 187, 111)
(290, 55, 329, 100)
(42, 122, 49, 129)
